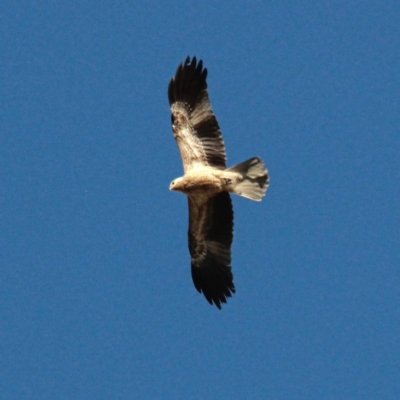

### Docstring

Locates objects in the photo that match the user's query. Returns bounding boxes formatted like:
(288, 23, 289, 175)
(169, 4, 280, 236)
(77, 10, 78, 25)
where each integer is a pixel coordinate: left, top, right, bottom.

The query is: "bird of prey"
(168, 56, 269, 309)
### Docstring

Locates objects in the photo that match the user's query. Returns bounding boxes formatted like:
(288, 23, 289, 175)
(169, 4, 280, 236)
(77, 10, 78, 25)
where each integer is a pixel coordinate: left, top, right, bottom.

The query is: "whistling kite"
(168, 57, 269, 309)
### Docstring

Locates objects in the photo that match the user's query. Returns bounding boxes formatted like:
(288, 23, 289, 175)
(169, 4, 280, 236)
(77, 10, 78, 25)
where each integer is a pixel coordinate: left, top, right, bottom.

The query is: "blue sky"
(2, 1, 399, 399)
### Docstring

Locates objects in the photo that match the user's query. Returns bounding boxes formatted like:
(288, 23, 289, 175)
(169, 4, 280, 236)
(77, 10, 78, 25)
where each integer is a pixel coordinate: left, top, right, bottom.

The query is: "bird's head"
(169, 177, 185, 192)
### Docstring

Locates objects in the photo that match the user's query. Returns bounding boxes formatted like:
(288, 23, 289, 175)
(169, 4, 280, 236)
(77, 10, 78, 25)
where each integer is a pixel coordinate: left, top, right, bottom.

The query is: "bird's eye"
(171, 181, 175, 186)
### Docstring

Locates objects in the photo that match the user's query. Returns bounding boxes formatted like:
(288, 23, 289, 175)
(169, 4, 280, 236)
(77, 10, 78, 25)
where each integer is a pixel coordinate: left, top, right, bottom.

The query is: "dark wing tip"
(191, 262, 236, 309)
(168, 56, 208, 107)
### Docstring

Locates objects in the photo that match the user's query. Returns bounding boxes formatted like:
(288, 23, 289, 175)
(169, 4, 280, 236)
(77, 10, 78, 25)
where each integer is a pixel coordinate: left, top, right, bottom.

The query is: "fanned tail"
(226, 157, 269, 201)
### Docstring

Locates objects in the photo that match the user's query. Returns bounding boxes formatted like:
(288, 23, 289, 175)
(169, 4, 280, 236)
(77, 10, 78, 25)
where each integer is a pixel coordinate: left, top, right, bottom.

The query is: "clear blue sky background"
(2, 2, 399, 399)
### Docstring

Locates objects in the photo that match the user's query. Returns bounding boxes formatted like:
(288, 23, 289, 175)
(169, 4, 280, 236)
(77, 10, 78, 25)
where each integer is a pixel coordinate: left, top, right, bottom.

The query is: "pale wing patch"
(171, 103, 208, 172)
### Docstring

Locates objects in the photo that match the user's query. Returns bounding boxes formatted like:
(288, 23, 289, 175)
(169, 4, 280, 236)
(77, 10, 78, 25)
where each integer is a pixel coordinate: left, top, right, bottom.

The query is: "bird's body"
(168, 56, 269, 308)
(170, 167, 240, 195)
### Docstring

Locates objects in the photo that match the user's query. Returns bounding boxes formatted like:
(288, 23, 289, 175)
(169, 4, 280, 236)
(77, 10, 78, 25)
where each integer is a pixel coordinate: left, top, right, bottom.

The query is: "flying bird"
(168, 56, 269, 309)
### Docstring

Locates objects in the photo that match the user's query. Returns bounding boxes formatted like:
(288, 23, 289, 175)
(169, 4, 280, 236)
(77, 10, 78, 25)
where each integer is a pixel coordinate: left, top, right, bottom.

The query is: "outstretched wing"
(168, 56, 227, 172)
(188, 192, 235, 309)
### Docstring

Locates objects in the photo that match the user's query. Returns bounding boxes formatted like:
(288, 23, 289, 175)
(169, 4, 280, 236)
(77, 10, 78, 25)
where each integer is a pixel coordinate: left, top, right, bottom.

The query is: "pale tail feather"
(226, 157, 269, 201)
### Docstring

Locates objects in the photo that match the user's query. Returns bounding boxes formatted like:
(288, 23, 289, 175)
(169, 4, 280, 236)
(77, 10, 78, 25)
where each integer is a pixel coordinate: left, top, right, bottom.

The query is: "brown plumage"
(168, 56, 269, 309)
